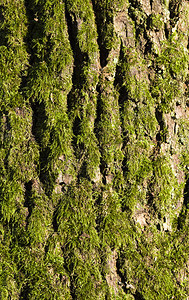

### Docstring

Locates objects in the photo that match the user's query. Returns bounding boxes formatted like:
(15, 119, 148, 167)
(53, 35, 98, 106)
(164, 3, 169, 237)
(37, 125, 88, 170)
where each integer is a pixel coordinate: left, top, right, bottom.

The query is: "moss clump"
(25, 1, 76, 193)
(0, 0, 28, 109)
(151, 34, 188, 112)
(118, 228, 189, 299)
(148, 13, 164, 31)
(114, 45, 158, 210)
(55, 180, 105, 299)
(65, 0, 101, 182)
(149, 155, 183, 219)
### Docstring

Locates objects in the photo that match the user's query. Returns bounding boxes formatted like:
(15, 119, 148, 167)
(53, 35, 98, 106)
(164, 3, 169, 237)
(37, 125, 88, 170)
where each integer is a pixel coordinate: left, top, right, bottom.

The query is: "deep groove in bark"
(65, 4, 89, 112)
(19, 284, 30, 300)
(65, 3, 90, 171)
(30, 101, 51, 189)
(0, 5, 9, 46)
(91, 0, 113, 68)
(24, 0, 36, 63)
(169, 0, 182, 27)
(155, 107, 166, 144)
(116, 258, 127, 293)
(94, 83, 107, 182)
(114, 43, 130, 182)
(23, 1, 49, 190)
(128, 0, 146, 43)
(134, 291, 146, 300)
(24, 181, 34, 229)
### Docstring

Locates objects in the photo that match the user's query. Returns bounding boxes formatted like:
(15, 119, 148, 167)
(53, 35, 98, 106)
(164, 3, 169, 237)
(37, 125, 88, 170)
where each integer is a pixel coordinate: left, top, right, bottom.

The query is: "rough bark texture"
(0, 0, 189, 299)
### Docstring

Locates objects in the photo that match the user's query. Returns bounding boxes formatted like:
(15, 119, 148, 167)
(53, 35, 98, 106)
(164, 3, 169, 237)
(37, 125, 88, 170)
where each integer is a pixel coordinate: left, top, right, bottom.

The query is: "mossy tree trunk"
(0, 0, 188, 299)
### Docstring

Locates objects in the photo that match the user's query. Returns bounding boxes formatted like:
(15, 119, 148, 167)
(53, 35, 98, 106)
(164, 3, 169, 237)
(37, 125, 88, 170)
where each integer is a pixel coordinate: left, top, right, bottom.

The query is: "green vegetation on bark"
(0, 0, 189, 299)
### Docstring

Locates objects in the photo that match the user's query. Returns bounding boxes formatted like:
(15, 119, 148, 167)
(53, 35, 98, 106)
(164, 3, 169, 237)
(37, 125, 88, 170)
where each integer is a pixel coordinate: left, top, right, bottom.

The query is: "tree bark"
(0, 0, 188, 299)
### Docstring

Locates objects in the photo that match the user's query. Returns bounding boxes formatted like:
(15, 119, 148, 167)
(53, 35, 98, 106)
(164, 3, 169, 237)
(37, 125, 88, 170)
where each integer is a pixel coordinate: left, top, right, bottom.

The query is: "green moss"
(0, 0, 188, 298)
(97, 189, 128, 248)
(92, 0, 118, 57)
(24, 1, 76, 193)
(0, 179, 24, 224)
(129, 6, 147, 28)
(148, 13, 164, 31)
(66, 0, 99, 56)
(114, 46, 158, 210)
(149, 155, 182, 218)
(0, 0, 28, 109)
(152, 34, 189, 112)
(55, 180, 105, 299)
(178, 118, 189, 150)
(118, 228, 189, 299)
(97, 86, 123, 176)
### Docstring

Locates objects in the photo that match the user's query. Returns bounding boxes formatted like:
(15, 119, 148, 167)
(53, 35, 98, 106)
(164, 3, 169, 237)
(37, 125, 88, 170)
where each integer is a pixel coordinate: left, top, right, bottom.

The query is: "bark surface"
(0, 0, 188, 299)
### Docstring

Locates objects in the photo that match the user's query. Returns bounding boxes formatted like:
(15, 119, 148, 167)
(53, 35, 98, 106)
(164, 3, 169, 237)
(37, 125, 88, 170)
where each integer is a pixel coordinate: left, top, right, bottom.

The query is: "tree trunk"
(0, 0, 188, 299)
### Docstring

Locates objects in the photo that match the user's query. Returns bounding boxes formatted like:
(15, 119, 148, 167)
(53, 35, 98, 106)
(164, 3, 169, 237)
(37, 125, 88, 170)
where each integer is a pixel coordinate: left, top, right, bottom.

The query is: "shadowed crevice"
(91, 0, 113, 68)
(24, 180, 35, 229)
(30, 101, 53, 191)
(155, 107, 167, 144)
(116, 257, 127, 293)
(169, 0, 182, 27)
(134, 291, 146, 300)
(0, 5, 9, 46)
(65, 3, 89, 112)
(23, 1, 59, 195)
(23, 1, 48, 183)
(31, 101, 47, 146)
(65, 3, 90, 172)
(128, 0, 146, 42)
(52, 210, 59, 233)
(94, 84, 108, 180)
(19, 284, 30, 300)
(114, 43, 129, 179)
